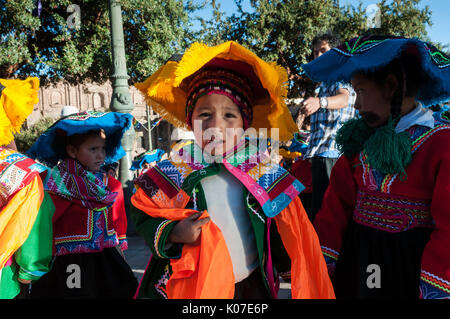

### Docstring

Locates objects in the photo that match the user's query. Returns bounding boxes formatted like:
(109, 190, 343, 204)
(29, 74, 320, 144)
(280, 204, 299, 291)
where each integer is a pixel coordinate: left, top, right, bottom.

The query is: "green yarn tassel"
(336, 117, 374, 157)
(336, 116, 413, 176)
(364, 117, 412, 176)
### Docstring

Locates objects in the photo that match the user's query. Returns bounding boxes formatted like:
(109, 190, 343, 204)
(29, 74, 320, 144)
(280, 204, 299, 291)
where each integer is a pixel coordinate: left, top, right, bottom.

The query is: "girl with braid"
(302, 35, 450, 299)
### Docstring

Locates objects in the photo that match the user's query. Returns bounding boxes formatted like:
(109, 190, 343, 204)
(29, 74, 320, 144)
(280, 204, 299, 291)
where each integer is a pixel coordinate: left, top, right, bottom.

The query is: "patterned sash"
(135, 138, 305, 218)
(353, 189, 433, 233)
(0, 148, 49, 209)
(46, 158, 117, 209)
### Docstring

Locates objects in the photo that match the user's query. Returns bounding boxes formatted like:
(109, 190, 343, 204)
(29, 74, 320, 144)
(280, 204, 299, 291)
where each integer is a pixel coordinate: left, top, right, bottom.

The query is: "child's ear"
(383, 74, 399, 99)
(66, 144, 77, 159)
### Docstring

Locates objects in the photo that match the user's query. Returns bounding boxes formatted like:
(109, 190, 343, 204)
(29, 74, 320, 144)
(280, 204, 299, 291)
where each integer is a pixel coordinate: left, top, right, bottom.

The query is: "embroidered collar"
(0, 147, 49, 209)
(135, 138, 304, 217)
(395, 103, 435, 133)
(46, 158, 117, 210)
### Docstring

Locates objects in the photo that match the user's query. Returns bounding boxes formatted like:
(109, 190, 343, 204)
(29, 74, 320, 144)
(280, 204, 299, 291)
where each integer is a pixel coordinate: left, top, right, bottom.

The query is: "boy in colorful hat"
(130, 148, 166, 175)
(131, 41, 334, 299)
(302, 35, 450, 299)
(27, 111, 138, 298)
(0, 77, 55, 299)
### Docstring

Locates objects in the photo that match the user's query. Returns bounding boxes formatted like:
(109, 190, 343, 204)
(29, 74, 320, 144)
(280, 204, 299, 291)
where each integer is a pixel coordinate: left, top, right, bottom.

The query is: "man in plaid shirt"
(300, 33, 357, 221)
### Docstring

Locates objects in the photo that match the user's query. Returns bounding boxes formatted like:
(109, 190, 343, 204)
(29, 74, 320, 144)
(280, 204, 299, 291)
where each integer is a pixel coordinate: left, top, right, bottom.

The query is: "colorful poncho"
(132, 138, 335, 299)
(0, 148, 49, 268)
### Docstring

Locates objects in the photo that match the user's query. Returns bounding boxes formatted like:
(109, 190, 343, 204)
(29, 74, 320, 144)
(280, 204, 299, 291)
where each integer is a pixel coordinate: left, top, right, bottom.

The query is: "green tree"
(213, 0, 433, 99)
(0, 0, 202, 85)
(15, 117, 55, 153)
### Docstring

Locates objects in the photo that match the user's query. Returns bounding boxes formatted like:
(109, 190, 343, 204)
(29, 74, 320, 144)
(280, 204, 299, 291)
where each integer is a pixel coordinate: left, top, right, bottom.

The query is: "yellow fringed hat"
(134, 41, 298, 141)
(0, 77, 40, 146)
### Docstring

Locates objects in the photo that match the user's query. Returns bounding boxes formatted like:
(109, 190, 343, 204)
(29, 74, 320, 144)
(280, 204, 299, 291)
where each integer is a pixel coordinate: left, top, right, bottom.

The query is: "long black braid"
(364, 52, 423, 124)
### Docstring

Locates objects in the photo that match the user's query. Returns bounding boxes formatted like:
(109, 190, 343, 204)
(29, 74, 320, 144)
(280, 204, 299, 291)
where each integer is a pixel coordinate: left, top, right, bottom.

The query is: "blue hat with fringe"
(27, 111, 134, 167)
(130, 148, 165, 171)
(288, 131, 310, 154)
(301, 35, 450, 107)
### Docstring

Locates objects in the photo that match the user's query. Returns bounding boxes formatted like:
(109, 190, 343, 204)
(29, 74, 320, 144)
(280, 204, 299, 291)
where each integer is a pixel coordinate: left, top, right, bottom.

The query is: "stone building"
(28, 81, 175, 157)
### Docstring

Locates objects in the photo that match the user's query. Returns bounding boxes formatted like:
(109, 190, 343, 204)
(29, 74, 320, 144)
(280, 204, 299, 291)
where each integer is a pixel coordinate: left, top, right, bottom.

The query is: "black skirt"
(30, 247, 138, 299)
(333, 220, 432, 299)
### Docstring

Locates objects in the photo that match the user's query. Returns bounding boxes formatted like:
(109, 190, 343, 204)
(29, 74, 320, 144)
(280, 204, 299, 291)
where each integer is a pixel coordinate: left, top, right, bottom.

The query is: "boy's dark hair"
(52, 129, 105, 159)
(361, 52, 424, 120)
(312, 32, 340, 49)
(66, 130, 104, 148)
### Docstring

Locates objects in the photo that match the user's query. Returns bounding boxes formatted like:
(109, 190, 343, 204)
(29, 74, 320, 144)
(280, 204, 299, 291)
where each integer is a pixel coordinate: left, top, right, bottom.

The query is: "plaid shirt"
(304, 82, 357, 159)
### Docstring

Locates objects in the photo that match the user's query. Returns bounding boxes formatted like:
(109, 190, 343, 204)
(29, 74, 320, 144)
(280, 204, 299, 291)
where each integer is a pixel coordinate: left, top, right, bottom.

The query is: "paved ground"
(123, 235, 291, 299)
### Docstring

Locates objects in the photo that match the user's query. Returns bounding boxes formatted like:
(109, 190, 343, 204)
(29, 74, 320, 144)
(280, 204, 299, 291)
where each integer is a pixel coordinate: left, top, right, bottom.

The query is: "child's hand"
(168, 212, 210, 245)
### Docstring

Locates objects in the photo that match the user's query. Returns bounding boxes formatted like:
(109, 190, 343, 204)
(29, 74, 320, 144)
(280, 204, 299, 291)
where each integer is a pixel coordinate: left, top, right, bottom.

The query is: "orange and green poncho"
(131, 139, 334, 299)
(0, 77, 55, 299)
(131, 41, 334, 299)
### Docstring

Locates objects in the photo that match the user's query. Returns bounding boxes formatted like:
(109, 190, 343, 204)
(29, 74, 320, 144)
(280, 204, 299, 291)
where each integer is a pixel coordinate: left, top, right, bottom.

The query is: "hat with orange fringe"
(0, 77, 39, 146)
(134, 41, 298, 141)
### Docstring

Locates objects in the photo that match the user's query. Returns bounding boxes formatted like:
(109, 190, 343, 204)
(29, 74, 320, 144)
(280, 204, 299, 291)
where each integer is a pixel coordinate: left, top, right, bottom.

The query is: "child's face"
(191, 94, 245, 155)
(313, 40, 332, 59)
(351, 73, 393, 128)
(66, 132, 106, 172)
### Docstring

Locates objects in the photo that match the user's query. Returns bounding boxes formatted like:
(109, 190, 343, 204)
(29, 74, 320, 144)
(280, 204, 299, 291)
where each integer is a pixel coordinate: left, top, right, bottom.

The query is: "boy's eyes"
(197, 112, 238, 118)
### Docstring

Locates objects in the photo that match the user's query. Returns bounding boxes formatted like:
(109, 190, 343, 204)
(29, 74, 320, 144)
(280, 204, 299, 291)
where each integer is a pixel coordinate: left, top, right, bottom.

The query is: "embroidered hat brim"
(27, 111, 134, 167)
(130, 148, 165, 170)
(301, 35, 450, 107)
(134, 41, 298, 141)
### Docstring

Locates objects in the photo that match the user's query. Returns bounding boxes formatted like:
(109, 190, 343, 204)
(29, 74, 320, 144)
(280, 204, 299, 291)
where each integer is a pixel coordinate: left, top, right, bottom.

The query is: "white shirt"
(395, 103, 434, 133)
(200, 168, 259, 283)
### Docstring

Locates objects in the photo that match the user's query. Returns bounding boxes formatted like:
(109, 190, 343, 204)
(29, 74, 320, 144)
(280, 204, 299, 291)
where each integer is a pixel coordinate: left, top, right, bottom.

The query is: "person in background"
(300, 32, 357, 221)
(130, 148, 166, 176)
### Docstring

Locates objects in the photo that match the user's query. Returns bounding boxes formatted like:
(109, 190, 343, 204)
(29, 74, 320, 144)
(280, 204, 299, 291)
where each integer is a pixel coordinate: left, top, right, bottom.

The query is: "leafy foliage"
(195, 0, 435, 99)
(15, 117, 55, 153)
(0, 0, 202, 85)
(0, 0, 440, 101)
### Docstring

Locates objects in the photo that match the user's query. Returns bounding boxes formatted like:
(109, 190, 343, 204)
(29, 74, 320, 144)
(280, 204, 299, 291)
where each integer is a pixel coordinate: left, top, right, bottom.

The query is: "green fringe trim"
(336, 117, 412, 175)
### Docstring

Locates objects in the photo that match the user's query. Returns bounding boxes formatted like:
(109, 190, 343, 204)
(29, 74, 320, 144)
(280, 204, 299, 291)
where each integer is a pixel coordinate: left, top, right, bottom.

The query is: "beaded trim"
(154, 220, 175, 258)
(321, 246, 339, 261)
(420, 270, 450, 295)
(353, 190, 433, 233)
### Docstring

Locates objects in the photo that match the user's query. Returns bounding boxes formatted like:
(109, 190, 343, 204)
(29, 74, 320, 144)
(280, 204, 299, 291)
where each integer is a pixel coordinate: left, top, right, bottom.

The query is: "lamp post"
(108, 0, 135, 214)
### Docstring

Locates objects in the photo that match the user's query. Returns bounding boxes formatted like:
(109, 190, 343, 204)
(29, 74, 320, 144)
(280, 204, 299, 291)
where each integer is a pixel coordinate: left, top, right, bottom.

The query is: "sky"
(195, 0, 450, 47)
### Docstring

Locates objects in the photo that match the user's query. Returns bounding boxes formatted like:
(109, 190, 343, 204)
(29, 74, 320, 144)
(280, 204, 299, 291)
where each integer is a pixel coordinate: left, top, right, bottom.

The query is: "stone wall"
(28, 81, 174, 157)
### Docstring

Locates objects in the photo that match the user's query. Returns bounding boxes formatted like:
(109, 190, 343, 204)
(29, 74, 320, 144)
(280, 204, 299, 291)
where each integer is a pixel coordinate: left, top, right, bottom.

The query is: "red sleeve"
(419, 146, 450, 298)
(49, 193, 72, 223)
(313, 155, 358, 266)
(108, 176, 128, 250)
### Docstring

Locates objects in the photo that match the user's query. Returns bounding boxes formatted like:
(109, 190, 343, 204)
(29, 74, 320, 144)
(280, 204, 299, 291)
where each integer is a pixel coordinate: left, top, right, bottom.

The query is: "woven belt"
(353, 190, 433, 233)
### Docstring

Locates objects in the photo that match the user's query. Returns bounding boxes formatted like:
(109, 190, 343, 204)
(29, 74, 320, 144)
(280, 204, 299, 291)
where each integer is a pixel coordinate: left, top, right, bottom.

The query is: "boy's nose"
(206, 115, 224, 131)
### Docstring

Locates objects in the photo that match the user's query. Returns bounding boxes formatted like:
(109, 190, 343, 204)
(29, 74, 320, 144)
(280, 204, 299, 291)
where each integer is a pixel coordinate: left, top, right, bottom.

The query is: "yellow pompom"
(0, 77, 40, 146)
